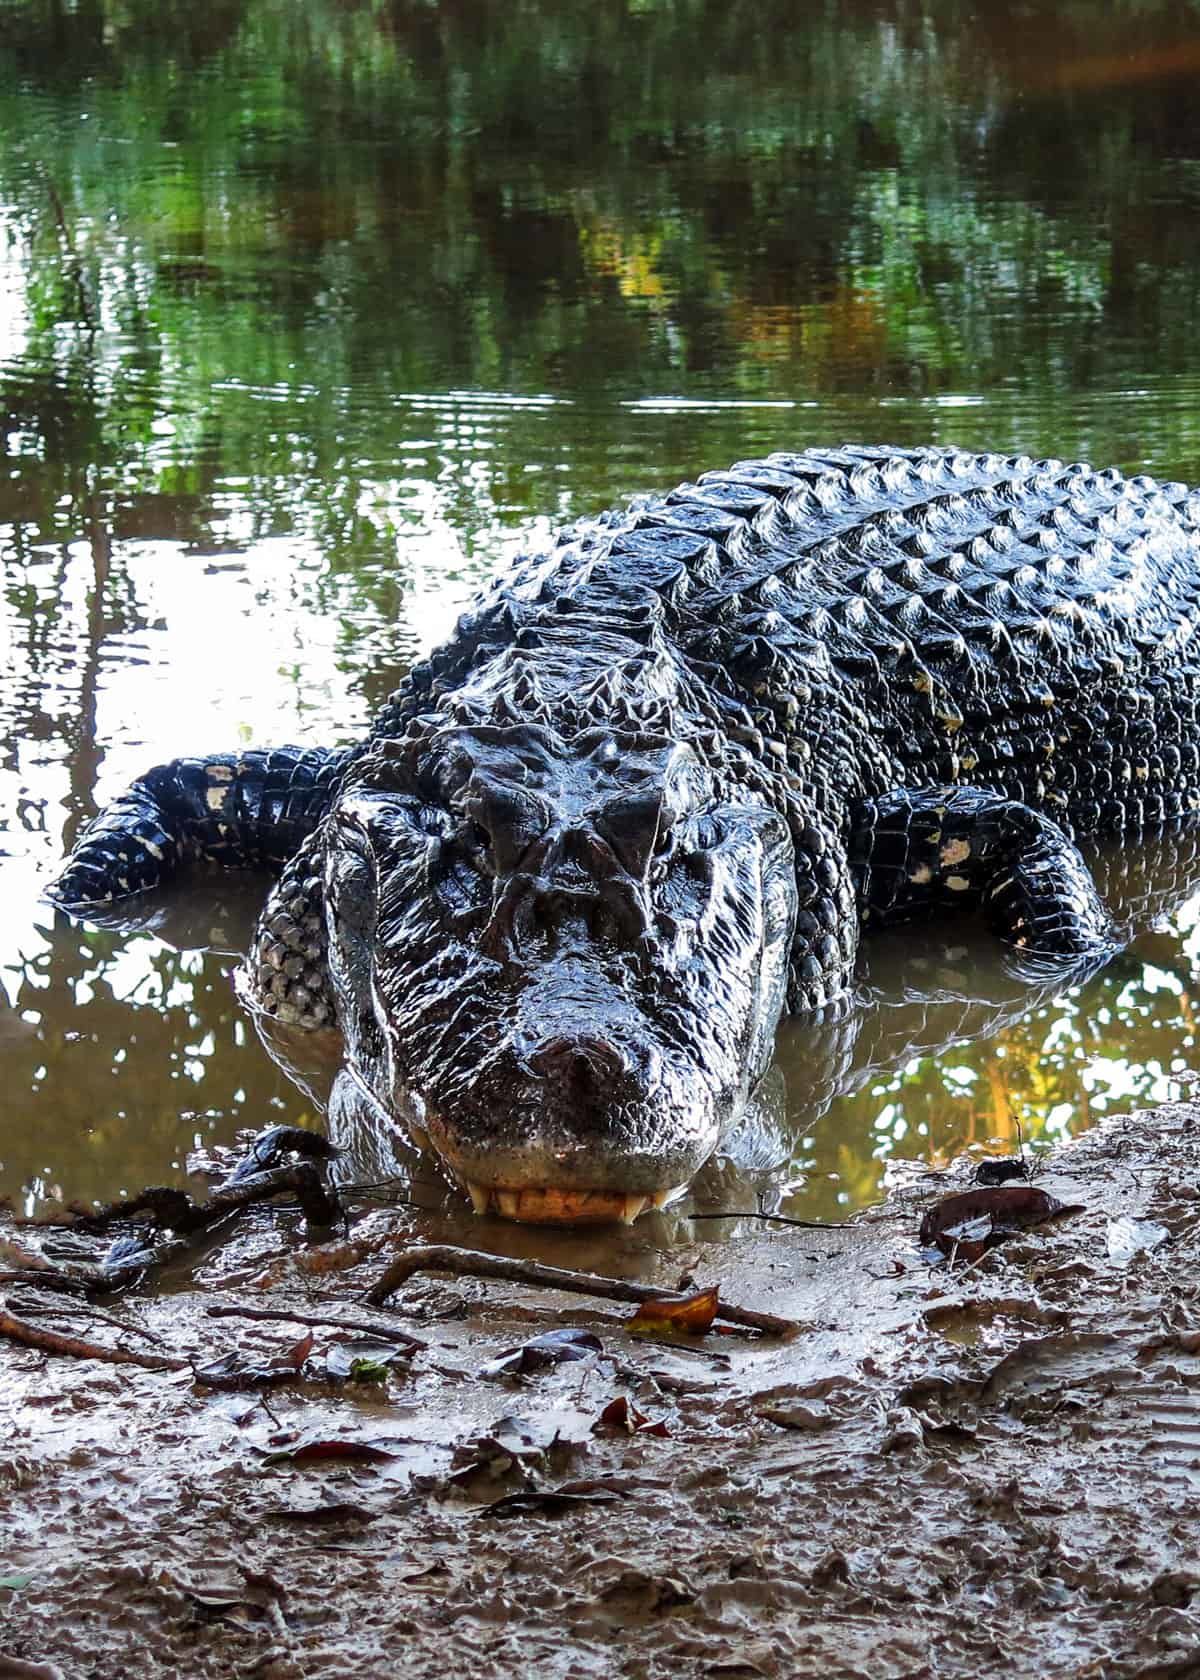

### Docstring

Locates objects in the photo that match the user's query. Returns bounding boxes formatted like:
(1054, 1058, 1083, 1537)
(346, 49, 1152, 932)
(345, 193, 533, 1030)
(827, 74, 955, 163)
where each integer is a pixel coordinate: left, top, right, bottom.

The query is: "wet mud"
(3, 1103, 1200, 1679)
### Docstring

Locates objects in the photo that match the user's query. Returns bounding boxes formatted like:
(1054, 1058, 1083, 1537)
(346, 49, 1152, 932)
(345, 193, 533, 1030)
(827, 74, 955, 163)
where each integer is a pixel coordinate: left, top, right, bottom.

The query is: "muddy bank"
(2, 1105, 1199, 1680)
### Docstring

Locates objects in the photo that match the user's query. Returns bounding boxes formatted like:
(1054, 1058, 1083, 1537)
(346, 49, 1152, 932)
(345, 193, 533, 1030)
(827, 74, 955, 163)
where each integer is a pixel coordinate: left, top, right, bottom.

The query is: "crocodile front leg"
(849, 785, 1119, 961)
(245, 828, 335, 1029)
(786, 809, 861, 1012)
(48, 745, 350, 909)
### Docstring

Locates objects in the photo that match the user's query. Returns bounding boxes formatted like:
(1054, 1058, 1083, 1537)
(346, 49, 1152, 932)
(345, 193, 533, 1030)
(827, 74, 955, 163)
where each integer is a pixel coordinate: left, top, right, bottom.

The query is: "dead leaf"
(878, 1406, 927, 1453)
(593, 1395, 671, 1437)
(283, 1330, 315, 1368)
(481, 1327, 602, 1379)
(627, 1287, 719, 1339)
(228, 1124, 339, 1184)
(597, 1567, 695, 1612)
(398, 1562, 451, 1588)
(259, 1436, 407, 1466)
(194, 1332, 315, 1390)
(267, 1502, 378, 1525)
(975, 1157, 1030, 1186)
(757, 1400, 833, 1432)
(446, 1410, 592, 1490)
(919, 1186, 1083, 1259)
(477, 1483, 627, 1518)
(171, 1567, 285, 1627)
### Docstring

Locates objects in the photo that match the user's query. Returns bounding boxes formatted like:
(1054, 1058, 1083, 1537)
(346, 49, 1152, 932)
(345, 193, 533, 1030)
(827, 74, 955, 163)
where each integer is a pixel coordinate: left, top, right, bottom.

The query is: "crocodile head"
(322, 724, 796, 1223)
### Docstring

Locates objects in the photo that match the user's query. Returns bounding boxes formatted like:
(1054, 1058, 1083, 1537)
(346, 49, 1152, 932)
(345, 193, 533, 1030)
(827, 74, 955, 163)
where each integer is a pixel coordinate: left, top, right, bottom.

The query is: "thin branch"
(205, 1300, 426, 1350)
(364, 1244, 799, 1339)
(686, 1210, 855, 1229)
(37, 162, 96, 331)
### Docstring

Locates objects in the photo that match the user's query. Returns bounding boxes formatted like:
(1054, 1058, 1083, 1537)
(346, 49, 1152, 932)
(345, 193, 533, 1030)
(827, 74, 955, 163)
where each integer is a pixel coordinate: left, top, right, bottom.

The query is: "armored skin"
(50, 446, 1200, 1221)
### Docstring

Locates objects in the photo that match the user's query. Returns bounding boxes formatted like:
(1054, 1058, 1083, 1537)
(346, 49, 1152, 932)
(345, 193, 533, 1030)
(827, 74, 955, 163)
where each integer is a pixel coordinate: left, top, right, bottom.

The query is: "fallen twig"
(205, 1300, 426, 1351)
(364, 1245, 799, 1339)
(686, 1210, 854, 1229)
(0, 1300, 186, 1371)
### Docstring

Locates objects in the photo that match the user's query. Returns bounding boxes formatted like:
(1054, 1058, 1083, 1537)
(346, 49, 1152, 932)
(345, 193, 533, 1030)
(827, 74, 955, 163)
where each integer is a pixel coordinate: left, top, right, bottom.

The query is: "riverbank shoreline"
(3, 1102, 1198, 1679)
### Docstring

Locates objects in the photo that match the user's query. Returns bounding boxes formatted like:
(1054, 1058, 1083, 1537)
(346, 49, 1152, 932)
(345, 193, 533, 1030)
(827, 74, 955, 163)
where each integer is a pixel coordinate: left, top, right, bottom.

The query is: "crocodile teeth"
(457, 1182, 684, 1223)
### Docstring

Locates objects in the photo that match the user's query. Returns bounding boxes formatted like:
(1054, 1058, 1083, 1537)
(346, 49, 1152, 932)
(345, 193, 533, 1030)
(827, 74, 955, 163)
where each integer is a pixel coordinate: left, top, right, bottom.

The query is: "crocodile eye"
(694, 816, 720, 851)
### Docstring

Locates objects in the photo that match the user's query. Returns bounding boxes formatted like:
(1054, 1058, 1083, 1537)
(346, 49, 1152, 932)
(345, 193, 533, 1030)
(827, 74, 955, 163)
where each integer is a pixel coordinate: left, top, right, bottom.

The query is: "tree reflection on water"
(3, 0, 1200, 1221)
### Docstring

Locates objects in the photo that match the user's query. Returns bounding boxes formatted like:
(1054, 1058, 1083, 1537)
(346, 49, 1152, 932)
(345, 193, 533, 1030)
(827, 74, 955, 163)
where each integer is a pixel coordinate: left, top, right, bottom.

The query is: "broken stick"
(363, 1244, 799, 1338)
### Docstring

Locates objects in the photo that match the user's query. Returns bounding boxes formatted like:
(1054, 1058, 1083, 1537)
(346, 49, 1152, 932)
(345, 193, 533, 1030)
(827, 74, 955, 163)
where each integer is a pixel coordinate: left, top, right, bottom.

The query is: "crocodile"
(49, 445, 1200, 1223)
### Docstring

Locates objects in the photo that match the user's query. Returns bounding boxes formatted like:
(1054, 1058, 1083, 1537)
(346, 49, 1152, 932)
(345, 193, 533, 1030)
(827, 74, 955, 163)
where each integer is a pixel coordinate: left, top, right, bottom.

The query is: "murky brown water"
(4, 0, 1200, 1231)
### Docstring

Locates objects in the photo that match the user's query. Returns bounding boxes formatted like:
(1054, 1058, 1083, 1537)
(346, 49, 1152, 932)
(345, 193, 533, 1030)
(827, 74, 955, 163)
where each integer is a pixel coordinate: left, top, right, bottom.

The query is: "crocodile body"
(51, 446, 1200, 1221)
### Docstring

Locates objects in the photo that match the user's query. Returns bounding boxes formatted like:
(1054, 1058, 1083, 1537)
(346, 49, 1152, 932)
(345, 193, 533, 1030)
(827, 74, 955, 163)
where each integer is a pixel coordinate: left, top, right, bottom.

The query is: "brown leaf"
(283, 1330, 315, 1370)
(398, 1562, 451, 1588)
(596, 1394, 636, 1432)
(593, 1395, 671, 1437)
(259, 1436, 404, 1466)
(598, 1567, 696, 1612)
(919, 1186, 1083, 1257)
(627, 1286, 719, 1338)
(324, 1340, 405, 1383)
(757, 1401, 833, 1432)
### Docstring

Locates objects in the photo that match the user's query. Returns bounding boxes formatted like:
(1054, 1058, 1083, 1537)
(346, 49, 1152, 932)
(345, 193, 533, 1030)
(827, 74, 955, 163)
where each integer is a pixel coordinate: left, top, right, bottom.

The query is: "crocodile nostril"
(525, 1034, 631, 1091)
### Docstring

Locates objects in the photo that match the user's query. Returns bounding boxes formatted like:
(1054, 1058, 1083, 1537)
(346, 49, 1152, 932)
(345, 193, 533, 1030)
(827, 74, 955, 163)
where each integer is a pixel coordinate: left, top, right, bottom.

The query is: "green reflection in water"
(3, 0, 1200, 1235)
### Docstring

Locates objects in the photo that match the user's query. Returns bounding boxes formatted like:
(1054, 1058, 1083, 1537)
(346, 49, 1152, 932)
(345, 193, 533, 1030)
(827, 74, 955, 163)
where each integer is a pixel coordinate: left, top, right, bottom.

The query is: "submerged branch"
(7, 1152, 342, 1298)
(67, 1162, 340, 1240)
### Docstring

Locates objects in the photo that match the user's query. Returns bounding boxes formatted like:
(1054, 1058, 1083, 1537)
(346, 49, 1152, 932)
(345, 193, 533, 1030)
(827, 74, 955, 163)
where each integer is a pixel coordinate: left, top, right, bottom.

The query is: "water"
(4, 0, 1200, 1226)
